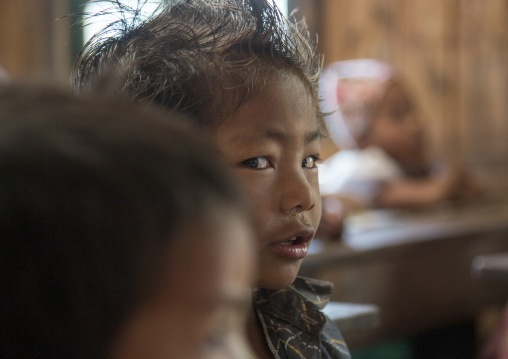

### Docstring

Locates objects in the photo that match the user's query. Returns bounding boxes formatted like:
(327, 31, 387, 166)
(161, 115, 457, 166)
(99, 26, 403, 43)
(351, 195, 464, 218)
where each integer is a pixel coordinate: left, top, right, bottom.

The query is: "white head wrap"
(320, 59, 394, 149)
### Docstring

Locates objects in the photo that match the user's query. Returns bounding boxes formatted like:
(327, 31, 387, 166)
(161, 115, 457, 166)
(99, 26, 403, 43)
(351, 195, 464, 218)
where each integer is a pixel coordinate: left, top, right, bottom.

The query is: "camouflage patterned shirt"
(252, 277, 351, 359)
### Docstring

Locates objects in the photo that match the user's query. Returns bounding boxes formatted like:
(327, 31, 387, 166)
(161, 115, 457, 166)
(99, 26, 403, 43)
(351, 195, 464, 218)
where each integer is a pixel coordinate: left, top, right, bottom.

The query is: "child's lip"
(269, 227, 314, 259)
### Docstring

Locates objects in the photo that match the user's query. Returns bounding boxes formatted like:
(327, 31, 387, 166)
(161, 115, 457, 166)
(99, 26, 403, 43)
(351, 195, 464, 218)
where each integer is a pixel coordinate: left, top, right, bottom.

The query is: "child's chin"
(256, 263, 301, 290)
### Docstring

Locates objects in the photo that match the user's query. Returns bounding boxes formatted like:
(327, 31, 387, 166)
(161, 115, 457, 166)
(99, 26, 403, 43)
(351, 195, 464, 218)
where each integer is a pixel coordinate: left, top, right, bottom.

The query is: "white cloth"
(320, 59, 394, 149)
(319, 146, 404, 205)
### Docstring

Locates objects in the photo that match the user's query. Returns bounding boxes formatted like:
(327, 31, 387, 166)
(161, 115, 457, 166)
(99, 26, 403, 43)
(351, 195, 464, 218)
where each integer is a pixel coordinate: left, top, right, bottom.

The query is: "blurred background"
(2, 0, 508, 173)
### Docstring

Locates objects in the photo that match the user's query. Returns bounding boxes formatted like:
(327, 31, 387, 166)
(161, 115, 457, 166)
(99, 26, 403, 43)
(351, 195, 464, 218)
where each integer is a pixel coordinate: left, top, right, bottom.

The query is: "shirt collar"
(252, 277, 334, 335)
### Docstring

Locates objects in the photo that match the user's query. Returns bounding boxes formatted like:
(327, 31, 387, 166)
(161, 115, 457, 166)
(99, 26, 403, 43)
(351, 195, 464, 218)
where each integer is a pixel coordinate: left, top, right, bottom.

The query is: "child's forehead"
(214, 72, 321, 147)
(237, 69, 319, 113)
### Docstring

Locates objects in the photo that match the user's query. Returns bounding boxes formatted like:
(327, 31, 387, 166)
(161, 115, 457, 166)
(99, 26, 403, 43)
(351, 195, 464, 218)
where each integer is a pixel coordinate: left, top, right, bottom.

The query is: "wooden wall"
(315, 0, 508, 173)
(0, 0, 72, 83)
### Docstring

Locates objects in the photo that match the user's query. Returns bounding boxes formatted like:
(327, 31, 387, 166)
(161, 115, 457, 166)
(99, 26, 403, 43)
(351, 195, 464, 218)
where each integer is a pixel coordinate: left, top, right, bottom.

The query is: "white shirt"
(319, 146, 404, 205)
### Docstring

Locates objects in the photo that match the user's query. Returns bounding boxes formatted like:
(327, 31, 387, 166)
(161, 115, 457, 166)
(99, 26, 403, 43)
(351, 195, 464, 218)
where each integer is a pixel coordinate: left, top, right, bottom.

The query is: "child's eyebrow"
(261, 128, 323, 145)
(305, 129, 324, 145)
(225, 128, 323, 147)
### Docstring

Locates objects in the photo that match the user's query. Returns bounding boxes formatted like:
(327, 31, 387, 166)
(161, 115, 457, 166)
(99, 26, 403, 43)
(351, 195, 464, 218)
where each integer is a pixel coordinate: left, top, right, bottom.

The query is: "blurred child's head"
(74, 0, 324, 290)
(321, 59, 426, 170)
(0, 83, 255, 359)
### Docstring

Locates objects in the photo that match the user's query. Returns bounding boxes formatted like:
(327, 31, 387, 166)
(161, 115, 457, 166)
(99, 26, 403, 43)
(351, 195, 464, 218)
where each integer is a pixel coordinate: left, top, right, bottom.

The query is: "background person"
(318, 58, 478, 239)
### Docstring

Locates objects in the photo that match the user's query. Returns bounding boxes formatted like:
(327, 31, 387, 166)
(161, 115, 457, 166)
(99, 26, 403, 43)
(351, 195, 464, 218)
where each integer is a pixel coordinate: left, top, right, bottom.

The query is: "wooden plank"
(457, 0, 508, 164)
(0, 0, 70, 81)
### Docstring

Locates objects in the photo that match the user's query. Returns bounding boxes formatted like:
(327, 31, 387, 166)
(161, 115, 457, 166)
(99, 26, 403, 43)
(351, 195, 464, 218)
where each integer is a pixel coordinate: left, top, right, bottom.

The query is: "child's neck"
(247, 308, 273, 359)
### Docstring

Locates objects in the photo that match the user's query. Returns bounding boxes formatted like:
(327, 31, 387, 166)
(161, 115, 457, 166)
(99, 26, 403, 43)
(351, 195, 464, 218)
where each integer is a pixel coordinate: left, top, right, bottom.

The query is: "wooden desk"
(472, 252, 508, 282)
(301, 197, 508, 347)
(323, 302, 380, 334)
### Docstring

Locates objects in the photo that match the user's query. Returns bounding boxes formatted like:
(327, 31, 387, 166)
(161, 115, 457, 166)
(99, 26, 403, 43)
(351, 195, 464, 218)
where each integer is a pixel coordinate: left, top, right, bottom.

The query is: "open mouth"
(271, 232, 312, 259)
(279, 236, 308, 246)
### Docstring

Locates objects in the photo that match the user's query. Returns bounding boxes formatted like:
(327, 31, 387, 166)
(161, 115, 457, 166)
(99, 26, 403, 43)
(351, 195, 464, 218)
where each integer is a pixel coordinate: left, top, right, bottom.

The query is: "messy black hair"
(73, 0, 323, 127)
(0, 82, 249, 359)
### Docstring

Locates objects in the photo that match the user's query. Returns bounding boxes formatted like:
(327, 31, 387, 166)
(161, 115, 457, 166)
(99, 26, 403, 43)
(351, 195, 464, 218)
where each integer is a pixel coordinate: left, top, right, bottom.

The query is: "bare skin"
(213, 72, 323, 358)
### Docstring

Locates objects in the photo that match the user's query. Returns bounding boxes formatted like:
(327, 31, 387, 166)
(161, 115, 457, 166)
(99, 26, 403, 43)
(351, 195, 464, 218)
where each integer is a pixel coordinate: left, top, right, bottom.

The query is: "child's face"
(213, 73, 322, 290)
(112, 210, 255, 359)
(367, 83, 426, 165)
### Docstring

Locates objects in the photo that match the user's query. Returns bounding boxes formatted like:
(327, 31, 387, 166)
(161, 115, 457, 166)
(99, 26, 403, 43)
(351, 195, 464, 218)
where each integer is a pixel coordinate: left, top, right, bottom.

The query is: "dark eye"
(241, 156, 270, 169)
(302, 155, 321, 168)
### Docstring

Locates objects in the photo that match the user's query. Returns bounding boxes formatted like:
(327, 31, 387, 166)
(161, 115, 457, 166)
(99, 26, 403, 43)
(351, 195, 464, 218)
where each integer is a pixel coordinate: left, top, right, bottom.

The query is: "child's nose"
(279, 172, 316, 214)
